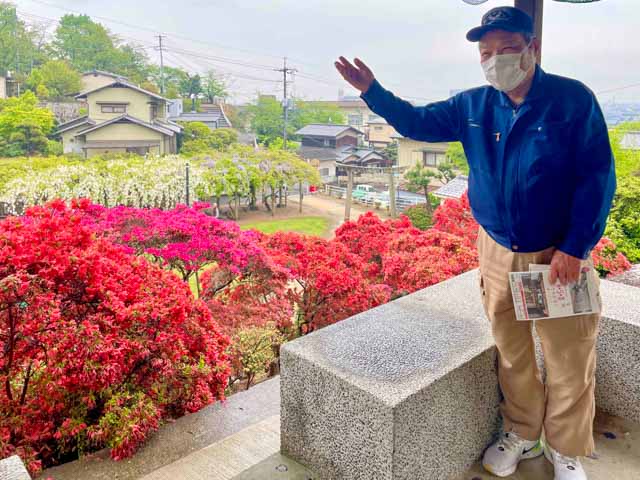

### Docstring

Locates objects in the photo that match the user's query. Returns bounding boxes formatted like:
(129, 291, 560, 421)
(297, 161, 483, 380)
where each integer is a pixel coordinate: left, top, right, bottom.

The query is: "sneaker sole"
(482, 442, 544, 477)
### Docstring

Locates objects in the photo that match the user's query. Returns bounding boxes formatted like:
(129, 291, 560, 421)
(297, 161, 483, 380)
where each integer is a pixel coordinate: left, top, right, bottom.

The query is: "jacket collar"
(494, 63, 547, 108)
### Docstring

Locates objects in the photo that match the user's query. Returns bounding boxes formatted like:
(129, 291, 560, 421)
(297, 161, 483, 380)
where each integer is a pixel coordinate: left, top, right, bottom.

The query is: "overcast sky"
(15, 0, 640, 105)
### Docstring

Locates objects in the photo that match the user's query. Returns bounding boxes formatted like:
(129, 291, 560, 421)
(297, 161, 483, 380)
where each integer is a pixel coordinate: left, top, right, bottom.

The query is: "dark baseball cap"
(466, 6, 534, 42)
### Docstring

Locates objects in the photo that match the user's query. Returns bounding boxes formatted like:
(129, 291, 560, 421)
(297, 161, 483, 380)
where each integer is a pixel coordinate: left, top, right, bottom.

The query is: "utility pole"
(156, 35, 166, 94)
(274, 57, 297, 149)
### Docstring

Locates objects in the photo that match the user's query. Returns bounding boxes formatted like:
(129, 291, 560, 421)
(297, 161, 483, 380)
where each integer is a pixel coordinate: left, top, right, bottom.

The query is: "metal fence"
(323, 185, 425, 212)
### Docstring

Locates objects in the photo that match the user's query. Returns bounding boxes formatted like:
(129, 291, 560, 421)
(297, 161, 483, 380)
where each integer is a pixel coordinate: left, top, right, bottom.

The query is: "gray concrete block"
(280, 270, 501, 480)
(0, 455, 31, 480)
(595, 280, 640, 423)
(280, 270, 640, 480)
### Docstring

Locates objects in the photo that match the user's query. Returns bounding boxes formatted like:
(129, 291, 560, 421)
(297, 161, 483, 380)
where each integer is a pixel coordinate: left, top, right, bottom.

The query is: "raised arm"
(334, 56, 462, 143)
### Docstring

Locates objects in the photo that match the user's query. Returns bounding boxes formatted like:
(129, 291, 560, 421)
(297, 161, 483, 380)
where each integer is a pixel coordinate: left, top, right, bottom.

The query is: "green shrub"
(405, 203, 433, 230)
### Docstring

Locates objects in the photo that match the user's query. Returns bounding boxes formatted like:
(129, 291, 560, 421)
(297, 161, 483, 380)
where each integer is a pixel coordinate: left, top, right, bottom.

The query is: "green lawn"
(241, 216, 330, 237)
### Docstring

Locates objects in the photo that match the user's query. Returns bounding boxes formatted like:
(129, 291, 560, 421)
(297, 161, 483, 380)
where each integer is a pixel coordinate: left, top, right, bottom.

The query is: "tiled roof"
(295, 124, 364, 137)
(76, 114, 176, 137)
(432, 175, 468, 199)
(55, 116, 95, 135)
(297, 146, 341, 162)
(75, 80, 167, 101)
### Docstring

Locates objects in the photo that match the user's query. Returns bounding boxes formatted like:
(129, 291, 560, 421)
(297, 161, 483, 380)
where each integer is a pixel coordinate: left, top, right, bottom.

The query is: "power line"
(597, 82, 640, 95)
(25, 0, 295, 63)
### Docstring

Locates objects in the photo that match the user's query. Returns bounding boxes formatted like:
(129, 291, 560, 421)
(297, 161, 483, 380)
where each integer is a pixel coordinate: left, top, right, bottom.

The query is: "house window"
(423, 152, 446, 167)
(323, 138, 332, 147)
(101, 104, 127, 113)
(368, 114, 381, 122)
(150, 104, 158, 119)
(348, 114, 363, 127)
(319, 168, 330, 176)
(374, 126, 383, 131)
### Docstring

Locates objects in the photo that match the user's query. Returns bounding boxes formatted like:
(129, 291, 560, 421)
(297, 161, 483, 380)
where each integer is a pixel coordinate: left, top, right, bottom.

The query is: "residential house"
(296, 123, 389, 183)
(393, 133, 449, 169)
(168, 99, 233, 130)
(366, 118, 398, 148)
(81, 70, 127, 92)
(56, 78, 182, 157)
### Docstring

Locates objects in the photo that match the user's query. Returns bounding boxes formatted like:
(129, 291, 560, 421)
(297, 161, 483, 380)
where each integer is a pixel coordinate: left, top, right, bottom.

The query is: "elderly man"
(335, 6, 615, 480)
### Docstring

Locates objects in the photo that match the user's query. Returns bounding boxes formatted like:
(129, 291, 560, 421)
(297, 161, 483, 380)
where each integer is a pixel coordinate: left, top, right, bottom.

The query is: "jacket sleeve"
(360, 79, 462, 143)
(557, 91, 617, 260)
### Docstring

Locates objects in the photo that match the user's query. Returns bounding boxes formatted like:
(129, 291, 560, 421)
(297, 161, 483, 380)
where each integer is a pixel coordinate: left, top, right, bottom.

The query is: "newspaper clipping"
(509, 264, 601, 321)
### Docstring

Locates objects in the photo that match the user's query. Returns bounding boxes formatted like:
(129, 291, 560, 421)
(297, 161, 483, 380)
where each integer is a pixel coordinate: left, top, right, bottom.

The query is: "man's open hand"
(334, 56, 375, 94)
(549, 249, 582, 285)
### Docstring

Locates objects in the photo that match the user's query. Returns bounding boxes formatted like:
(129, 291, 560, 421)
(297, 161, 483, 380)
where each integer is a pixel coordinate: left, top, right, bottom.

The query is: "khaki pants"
(476, 226, 600, 457)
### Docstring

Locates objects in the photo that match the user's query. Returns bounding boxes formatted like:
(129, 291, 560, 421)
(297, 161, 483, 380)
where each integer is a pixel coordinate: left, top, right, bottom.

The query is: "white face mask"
(481, 47, 531, 92)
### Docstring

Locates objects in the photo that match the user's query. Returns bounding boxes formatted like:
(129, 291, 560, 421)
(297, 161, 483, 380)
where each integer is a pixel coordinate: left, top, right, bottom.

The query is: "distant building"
(56, 76, 182, 157)
(365, 118, 398, 149)
(621, 131, 640, 150)
(0, 76, 6, 99)
(392, 133, 449, 169)
(168, 99, 233, 130)
(433, 175, 469, 199)
(296, 123, 388, 183)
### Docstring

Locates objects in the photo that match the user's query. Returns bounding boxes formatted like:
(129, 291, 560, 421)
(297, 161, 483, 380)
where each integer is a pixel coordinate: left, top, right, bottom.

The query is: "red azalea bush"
(334, 202, 479, 298)
(0, 200, 231, 474)
(261, 231, 392, 334)
(79, 200, 264, 295)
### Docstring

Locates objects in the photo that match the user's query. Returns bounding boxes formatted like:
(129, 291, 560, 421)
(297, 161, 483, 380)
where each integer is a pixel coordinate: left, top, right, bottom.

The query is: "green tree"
(26, 60, 81, 99)
(445, 141, 469, 174)
(52, 14, 149, 81)
(290, 100, 346, 130)
(180, 73, 203, 109)
(180, 122, 239, 156)
(383, 141, 398, 164)
(0, 4, 44, 83)
(0, 91, 54, 157)
(202, 70, 228, 103)
(405, 161, 440, 215)
(148, 65, 189, 98)
(248, 95, 285, 146)
(605, 176, 640, 263)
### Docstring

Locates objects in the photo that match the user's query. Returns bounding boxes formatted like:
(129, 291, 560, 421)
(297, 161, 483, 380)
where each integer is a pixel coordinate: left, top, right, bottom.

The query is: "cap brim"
(466, 23, 528, 42)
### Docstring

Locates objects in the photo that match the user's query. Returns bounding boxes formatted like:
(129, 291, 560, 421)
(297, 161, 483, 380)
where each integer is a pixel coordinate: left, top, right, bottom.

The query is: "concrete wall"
(280, 270, 640, 479)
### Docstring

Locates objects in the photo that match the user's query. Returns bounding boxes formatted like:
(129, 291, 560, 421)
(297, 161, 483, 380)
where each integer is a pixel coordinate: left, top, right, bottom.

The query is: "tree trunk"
(424, 187, 433, 215)
(271, 186, 276, 216)
(299, 181, 303, 213)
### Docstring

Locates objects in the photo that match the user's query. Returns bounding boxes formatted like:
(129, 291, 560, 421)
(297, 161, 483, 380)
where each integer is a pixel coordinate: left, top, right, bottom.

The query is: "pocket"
(524, 120, 572, 182)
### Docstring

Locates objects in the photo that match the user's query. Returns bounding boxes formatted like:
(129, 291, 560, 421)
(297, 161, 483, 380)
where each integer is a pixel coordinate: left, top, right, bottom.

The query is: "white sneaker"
(544, 442, 587, 480)
(482, 430, 543, 477)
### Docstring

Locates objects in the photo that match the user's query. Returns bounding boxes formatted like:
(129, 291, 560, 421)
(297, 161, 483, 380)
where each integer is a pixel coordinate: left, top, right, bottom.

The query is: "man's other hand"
(334, 57, 375, 94)
(549, 249, 582, 285)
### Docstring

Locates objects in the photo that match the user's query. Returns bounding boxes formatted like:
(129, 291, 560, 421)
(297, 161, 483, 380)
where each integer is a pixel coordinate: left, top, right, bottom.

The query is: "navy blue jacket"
(360, 65, 616, 260)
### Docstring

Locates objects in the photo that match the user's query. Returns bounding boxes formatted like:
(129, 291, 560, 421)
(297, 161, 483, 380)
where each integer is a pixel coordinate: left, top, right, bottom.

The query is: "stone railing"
(280, 269, 640, 480)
